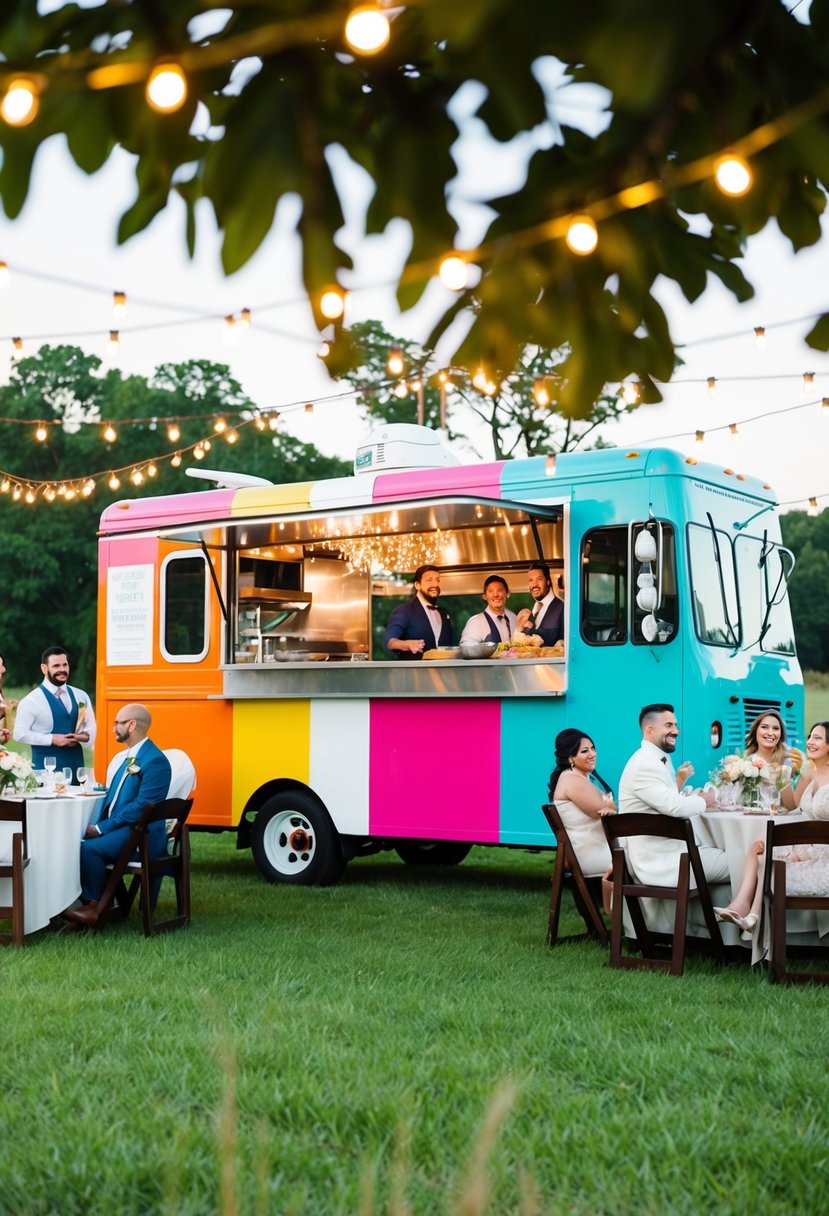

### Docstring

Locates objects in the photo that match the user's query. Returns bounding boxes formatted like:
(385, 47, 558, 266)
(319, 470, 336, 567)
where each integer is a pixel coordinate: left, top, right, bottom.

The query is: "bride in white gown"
(715, 721, 829, 934)
(548, 728, 616, 877)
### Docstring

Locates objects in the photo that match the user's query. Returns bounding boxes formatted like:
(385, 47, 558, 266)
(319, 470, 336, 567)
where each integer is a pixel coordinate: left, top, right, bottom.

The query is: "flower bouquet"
(0, 748, 38, 794)
(710, 754, 769, 809)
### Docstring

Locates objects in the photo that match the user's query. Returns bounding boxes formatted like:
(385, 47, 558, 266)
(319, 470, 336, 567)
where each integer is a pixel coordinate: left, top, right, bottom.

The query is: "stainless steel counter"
(218, 659, 566, 699)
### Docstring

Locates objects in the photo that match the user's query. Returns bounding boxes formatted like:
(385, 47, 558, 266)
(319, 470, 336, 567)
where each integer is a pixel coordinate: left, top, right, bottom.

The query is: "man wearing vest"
(514, 562, 564, 646)
(13, 645, 96, 782)
(63, 703, 172, 926)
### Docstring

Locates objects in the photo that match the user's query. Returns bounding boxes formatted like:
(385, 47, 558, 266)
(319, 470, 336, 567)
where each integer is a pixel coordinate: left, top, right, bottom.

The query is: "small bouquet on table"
(710, 754, 791, 811)
(0, 748, 38, 795)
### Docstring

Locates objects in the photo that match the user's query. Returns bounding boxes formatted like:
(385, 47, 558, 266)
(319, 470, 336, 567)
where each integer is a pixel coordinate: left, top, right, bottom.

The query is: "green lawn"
(3, 840, 829, 1215)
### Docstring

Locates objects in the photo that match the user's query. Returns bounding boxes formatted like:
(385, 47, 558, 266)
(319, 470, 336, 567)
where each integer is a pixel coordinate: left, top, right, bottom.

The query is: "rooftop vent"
(354, 424, 460, 475)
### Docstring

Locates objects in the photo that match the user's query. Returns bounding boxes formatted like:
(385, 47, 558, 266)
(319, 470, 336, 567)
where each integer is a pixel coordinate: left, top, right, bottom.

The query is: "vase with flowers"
(0, 748, 37, 795)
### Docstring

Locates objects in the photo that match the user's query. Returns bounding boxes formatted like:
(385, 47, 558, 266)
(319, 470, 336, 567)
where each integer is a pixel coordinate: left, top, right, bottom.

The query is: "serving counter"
(219, 657, 566, 699)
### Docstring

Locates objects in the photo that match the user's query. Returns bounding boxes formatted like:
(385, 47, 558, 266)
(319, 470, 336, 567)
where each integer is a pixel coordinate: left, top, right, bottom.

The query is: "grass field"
(3, 679, 829, 1213)
(3, 839, 829, 1215)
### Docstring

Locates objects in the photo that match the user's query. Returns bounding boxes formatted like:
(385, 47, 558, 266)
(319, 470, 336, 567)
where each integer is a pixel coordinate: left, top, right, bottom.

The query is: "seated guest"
(384, 565, 453, 660)
(514, 563, 564, 645)
(744, 709, 803, 812)
(460, 575, 518, 645)
(716, 721, 829, 936)
(62, 704, 172, 926)
(618, 702, 727, 886)
(549, 727, 616, 875)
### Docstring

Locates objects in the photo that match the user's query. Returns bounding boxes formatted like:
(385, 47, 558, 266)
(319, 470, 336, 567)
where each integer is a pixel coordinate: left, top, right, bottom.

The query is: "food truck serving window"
(160, 552, 209, 662)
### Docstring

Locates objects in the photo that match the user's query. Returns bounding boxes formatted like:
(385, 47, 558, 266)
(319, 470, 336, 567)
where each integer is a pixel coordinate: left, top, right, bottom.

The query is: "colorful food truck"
(95, 424, 803, 883)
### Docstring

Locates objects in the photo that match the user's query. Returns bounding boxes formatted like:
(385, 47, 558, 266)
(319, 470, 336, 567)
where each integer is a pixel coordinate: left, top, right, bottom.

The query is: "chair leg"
(12, 837, 25, 948)
(609, 854, 626, 969)
(669, 854, 690, 978)
(770, 861, 786, 984)
(547, 847, 567, 947)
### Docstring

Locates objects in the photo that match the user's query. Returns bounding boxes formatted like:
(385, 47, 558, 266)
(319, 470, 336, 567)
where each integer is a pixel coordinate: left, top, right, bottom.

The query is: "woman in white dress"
(548, 728, 616, 876)
(716, 720, 829, 934)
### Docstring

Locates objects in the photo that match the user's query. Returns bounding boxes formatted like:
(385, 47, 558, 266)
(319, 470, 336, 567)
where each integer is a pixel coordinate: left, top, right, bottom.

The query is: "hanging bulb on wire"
(714, 152, 752, 197)
(1, 76, 41, 127)
(565, 214, 598, 255)
(344, 5, 391, 54)
(113, 290, 127, 318)
(146, 61, 187, 113)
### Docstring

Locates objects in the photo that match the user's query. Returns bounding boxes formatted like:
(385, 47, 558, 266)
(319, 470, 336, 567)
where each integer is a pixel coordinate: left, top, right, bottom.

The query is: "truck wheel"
(395, 841, 472, 866)
(251, 791, 345, 885)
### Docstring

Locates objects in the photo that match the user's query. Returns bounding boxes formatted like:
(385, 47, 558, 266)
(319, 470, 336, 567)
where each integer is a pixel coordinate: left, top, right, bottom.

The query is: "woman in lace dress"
(548, 728, 616, 876)
(715, 721, 829, 934)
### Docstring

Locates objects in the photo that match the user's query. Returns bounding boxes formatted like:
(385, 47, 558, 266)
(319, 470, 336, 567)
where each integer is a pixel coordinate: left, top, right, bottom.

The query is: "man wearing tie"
(63, 703, 172, 925)
(460, 575, 519, 645)
(384, 565, 454, 659)
(13, 645, 96, 781)
(514, 563, 564, 646)
(618, 703, 727, 886)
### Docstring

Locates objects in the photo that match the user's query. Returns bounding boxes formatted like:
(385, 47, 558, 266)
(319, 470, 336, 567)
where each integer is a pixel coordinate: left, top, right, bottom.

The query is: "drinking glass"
(63, 766, 73, 786)
(43, 756, 56, 776)
(767, 787, 781, 816)
(76, 767, 88, 791)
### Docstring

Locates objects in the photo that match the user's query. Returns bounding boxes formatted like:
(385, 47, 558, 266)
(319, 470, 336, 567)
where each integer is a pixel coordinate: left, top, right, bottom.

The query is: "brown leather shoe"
(63, 902, 99, 926)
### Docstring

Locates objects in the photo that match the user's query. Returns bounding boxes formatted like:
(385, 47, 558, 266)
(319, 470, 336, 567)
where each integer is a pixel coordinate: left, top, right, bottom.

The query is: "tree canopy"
(0, 345, 348, 688)
(2, 1, 829, 414)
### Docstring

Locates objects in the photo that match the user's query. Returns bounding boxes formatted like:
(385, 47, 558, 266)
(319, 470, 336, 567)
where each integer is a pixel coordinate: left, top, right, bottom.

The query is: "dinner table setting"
(0, 765, 106, 936)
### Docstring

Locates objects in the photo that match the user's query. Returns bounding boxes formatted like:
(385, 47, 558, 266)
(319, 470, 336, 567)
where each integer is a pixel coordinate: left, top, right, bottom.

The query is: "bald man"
(63, 703, 172, 925)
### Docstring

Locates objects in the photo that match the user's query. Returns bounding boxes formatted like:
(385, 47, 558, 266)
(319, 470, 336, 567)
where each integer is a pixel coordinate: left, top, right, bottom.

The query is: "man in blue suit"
(63, 703, 172, 926)
(515, 562, 564, 646)
(384, 565, 454, 659)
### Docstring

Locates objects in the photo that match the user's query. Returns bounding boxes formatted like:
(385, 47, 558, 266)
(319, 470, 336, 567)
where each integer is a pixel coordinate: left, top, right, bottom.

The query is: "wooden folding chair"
(602, 813, 725, 976)
(0, 798, 29, 948)
(95, 797, 193, 936)
(542, 803, 609, 947)
(763, 818, 829, 985)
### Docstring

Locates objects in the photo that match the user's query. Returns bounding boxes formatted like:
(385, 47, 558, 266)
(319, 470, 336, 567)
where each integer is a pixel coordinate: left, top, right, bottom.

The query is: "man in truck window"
(384, 565, 454, 659)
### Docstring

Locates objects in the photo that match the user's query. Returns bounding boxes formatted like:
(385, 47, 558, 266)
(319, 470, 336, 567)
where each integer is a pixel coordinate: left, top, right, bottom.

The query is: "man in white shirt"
(618, 702, 728, 886)
(514, 562, 564, 645)
(13, 645, 96, 782)
(460, 575, 519, 645)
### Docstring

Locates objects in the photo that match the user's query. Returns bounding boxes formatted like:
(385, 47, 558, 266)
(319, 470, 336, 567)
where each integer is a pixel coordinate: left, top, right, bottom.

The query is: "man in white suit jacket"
(618, 703, 728, 886)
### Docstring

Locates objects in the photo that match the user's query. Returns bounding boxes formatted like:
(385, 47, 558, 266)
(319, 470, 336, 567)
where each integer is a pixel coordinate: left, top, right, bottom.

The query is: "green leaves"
(2, 1, 829, 409)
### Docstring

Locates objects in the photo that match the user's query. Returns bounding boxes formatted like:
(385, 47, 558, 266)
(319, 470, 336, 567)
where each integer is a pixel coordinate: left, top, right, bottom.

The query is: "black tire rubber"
(250, 789, 346, 885)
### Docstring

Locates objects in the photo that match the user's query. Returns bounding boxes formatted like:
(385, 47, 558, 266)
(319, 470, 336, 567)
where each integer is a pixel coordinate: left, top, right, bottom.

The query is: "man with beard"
(514, 562, 564, 646)
(618, 703, 727, 885)
(14, 645, 96, 782)
(384, 565, 454, 659)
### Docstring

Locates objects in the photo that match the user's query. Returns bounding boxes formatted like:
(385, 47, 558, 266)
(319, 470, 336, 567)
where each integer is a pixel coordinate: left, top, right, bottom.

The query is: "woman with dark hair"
(743, 709, 803, 811)
(548, 728, 616, 876)
(0, 650, 12, 743)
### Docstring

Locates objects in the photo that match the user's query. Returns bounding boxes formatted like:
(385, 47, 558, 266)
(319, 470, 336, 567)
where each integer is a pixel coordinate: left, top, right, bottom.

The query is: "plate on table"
(743, 809, 770, 816)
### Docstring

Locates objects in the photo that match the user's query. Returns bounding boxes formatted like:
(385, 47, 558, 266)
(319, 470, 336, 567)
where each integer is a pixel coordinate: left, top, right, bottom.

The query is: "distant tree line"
(0, 346, 348, 690)
(781, 510, 829, 673)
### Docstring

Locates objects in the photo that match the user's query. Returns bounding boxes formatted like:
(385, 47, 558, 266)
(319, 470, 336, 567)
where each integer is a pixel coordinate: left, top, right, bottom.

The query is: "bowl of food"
(422, 646, 461, 660)
(458, 641, 498, 660)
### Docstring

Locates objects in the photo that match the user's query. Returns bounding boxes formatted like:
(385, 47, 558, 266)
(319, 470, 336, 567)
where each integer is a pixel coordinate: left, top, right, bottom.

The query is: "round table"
(0, 791, 106, 935)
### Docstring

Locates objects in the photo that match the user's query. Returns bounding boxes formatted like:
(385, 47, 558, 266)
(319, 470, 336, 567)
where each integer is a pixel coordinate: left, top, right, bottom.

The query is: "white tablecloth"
(0, 792, 105, 935)
(698, 809, 829, 960)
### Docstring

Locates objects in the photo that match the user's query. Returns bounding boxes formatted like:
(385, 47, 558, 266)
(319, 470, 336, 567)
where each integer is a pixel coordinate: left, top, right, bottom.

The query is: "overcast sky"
(1, 55, 827, 514)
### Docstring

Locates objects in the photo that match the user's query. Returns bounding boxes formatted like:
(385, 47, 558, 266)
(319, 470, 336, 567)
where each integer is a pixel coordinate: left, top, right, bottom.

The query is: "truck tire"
(251, 790, 345, 885)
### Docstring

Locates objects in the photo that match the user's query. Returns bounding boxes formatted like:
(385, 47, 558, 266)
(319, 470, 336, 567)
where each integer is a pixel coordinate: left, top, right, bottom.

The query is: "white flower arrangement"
(0, 748, 38, 793)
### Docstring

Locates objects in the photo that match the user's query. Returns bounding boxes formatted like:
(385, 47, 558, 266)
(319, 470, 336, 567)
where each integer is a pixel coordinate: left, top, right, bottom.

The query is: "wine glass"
(76, 766, 88, 791)
(63, 766, 73, 787)
(44, 756, 56, 791)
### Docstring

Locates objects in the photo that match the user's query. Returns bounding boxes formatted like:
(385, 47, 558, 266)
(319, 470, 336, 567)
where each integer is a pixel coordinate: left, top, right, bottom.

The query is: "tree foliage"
(2, 1, 829, 414)
(781, 509, 829, 673)
(340, 319, 635, 459)
(0, 346, 348, 689)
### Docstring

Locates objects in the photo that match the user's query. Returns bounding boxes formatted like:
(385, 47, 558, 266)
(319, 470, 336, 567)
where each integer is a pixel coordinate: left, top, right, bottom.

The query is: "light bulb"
(146, 62, 187, 113)
(393, 380, 408, 399)
(803, 371, 815, 392)
(106, 329, 120, 358)
(472, 368, 489, 392)
(102, 423, 117, 443)
(35, 423, 48, 443)
(226, 428, 239, 443)
(214, 416, 227, 434)
(822, 398, 829, 415)
(1, 77, 40, 127)
(113, 290, 127, 317)
(304, 403, 314, 414)
(171, 452, 182, 468)
(695, 430, 705, 446)
(320, 287, 345, 320)
(25, 488, 35, 504)
(714, 153, 752, 198)
(0, 262, 9, 288)
(222, 315, 238, 346)
(808, 497, 819, 516)
(167, 423, 180, 443)
(438, 255, 469, 291)
(387, 346, 404, 376)
(729, 422, 740, 441)
(533, 377, 551, 407)
(12, 336, 23, 356)
(193, 445, 205, 460)
(706, 376, 717, 397)
(754, 326, 766, 348)
(622, 380, 641, 406)
(565, 214, 598, 255)
(238, 307, 251, 329)
(268, 413, 280, 430)
(108, 473, 120, 490)
(344, 5, 391, 54)
(147, 463, 157, 477)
